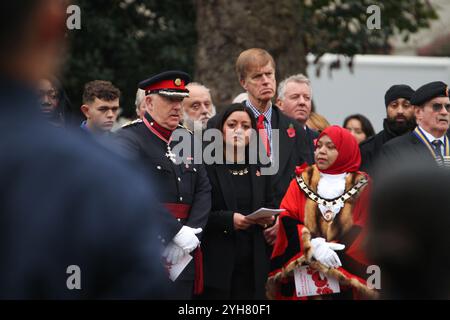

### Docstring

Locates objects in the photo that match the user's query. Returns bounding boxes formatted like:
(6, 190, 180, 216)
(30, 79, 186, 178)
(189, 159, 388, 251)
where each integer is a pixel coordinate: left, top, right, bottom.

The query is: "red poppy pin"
(287, 123, 296, 138)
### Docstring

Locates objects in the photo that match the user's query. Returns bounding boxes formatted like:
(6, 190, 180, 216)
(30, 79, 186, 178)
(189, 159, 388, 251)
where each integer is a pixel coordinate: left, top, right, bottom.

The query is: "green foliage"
(62, 0, 196, 118)
(62, 0, 436, 117)
(298, 0, 437, 75)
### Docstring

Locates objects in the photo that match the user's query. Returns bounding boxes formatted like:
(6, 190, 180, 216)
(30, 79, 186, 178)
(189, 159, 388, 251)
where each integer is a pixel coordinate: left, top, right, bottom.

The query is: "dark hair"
(214, 103, 258, 163)
(215, 103, 257, 132)
(82, 80, 121, 104)
(343, 114, 375, 138)
(41, 76, 73, 127)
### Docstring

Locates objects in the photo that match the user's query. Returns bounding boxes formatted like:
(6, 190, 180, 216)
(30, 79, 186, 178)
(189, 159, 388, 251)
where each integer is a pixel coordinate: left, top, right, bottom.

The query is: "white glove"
(162, 242, 186, 265)
(310, 237, 345, 268)
(173, 226, 202, 253)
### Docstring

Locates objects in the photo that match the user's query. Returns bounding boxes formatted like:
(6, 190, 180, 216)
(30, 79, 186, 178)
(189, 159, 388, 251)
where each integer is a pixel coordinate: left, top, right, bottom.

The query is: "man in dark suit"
(231, 48, 312, 244)
(0, 0, 171, 299)
(114, 71, 212, 299)
(276, 73, 319, 158)
(360, 84, 415, 175)
(378, 81, 450, 172)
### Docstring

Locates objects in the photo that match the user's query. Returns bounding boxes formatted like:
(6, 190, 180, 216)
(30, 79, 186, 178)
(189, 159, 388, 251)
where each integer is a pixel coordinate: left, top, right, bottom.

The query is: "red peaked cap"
(139, 70, 191, 96)
(316, 125, 361, 174)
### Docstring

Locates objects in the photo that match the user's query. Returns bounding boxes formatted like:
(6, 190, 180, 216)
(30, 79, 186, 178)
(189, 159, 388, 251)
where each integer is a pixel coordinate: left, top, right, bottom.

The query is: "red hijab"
(316, 125, 361, 174)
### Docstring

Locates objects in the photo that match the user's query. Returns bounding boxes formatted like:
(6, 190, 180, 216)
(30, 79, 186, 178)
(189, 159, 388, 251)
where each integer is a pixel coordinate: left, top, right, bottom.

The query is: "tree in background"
(63, 0, 196, 120)
(63, 0, 436, 118)
(195, 0, 437, 106)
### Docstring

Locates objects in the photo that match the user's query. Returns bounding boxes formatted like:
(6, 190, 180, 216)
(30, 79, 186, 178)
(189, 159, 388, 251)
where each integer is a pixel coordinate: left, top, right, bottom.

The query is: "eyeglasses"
(431, 103, 450, 112)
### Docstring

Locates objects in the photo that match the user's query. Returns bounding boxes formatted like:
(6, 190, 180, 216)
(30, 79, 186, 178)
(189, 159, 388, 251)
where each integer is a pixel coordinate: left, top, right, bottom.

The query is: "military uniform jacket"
(114, 113, 212, 257)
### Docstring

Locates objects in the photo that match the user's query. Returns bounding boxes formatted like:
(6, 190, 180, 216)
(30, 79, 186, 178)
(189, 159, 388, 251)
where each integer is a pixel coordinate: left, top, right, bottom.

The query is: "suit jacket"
(202, 163, 274, 299)
(268, 106, 313, 206)
(378, 129, 450, 175)
(305, 125, 319, 161)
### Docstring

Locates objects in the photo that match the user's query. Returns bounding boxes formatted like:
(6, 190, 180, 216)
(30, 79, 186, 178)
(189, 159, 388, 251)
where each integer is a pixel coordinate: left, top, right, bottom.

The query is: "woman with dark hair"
(38, 76, 73, 127)
(343, 114, 375, 144)
(201, 103, 276, 299)
(268, 126, 377, 300)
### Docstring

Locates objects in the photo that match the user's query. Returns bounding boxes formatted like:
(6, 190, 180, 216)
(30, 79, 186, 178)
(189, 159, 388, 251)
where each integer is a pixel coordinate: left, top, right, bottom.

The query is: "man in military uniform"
(115, 71, 212, 299)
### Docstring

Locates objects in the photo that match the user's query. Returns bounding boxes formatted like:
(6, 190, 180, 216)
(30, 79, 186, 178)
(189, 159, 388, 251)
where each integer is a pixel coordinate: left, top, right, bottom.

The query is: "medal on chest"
(143, 116, 178, 164)
(165, 144, 176, 164)
(296, 175, 368, 222)
(322, 210, 334, 222)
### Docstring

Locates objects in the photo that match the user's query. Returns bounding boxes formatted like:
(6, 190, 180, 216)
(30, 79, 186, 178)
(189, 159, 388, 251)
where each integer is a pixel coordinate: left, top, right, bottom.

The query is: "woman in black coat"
(201, 103, 276, 299)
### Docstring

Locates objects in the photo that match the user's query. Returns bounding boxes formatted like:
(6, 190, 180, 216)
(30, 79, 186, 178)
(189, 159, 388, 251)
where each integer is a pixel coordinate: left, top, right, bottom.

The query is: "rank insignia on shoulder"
(122, 118, 143, 128)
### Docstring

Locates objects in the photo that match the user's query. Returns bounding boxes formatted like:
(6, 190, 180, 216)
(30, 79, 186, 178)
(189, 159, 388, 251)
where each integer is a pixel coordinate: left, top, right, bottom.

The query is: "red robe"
(267, 164, 378, 300)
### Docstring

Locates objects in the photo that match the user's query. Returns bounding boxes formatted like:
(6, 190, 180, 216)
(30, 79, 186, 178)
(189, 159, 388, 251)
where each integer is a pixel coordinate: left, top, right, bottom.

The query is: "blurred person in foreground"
(268, 126, 377, 300)
(368, 159, 450, 299)
(0, 0, 171, 299)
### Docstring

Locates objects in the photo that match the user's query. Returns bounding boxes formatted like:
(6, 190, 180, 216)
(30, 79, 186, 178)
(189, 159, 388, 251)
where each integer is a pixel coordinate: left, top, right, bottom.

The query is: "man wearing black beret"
(114, 71, 212, 299)
(359, 84, 415, 174)
(378, 81, 450, 170)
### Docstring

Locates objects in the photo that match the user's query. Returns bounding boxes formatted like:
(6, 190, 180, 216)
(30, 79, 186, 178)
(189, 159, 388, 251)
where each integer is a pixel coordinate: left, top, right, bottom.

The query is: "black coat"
(267, 107, 314, 207)
(378, 129, 450, 174)
(208, 104, 313, 207)
(305, 126, 319, 159)
(0, 80, 169, 299)
(360, 119, 407, 175)
(202, 163, 274, 299)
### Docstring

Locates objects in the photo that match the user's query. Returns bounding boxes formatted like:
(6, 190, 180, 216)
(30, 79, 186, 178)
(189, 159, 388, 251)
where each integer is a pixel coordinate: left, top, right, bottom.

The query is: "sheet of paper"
(294, 265, 340, 297)
(168, 254, 193, 282)
(246, 207, 284, 220)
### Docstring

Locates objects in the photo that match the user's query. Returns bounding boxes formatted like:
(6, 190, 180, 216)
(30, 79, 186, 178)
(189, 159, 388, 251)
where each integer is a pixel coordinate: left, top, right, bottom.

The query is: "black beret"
(384, 84, 415, 107)
(410, 81, 449, 106)
(138, 70, 191, 98)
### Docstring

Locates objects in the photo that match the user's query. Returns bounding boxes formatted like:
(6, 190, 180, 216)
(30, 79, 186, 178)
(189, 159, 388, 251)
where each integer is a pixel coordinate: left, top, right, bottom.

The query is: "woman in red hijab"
(267, 126, 377, 300)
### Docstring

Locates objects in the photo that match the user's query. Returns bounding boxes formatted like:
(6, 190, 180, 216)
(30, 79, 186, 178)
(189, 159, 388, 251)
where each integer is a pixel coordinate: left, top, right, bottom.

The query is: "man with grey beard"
(182, 82, 216, 131)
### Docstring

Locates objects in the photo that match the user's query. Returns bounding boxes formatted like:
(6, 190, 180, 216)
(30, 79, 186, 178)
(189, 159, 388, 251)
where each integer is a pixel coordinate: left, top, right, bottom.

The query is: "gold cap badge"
(174, 78, 182, 86)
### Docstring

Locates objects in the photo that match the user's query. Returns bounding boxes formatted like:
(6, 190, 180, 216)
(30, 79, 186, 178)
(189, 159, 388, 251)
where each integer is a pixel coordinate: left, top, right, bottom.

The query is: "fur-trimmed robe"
(267, 164, 378, 300)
